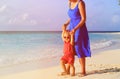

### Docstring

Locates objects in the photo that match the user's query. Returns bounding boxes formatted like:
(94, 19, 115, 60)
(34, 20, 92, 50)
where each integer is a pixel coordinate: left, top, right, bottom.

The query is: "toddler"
(60, 30, 75, 76)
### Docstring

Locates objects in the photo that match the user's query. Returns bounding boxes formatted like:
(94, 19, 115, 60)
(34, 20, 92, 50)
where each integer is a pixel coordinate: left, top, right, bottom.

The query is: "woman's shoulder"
(79, 0, 85, 4)
(78, 0, 85, 8)
(68, 1, 71, 8)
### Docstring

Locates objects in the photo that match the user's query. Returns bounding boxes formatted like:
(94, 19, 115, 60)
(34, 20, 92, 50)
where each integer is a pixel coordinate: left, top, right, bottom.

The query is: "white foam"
(0, 46, 62, 68)
(105, 32, 120, 35)
(91, 40, 113, 50)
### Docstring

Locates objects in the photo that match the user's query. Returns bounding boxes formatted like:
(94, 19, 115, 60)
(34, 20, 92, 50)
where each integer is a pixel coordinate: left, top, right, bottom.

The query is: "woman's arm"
(62, 1, 71, 32)
(62, 19, 70, 32)
(72, 1, 86, 33)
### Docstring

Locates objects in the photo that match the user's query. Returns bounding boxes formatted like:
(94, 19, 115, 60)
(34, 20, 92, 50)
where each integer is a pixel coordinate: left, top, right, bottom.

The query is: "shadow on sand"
(87, 67, 120, 75)
(75, 67, 120, 76)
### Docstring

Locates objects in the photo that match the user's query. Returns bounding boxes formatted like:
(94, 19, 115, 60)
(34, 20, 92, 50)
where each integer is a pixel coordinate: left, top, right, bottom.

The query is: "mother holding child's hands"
(61, 0, 91, 77)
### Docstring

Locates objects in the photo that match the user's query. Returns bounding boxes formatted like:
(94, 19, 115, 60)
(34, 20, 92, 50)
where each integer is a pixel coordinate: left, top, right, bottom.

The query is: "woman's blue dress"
(68, 2, 91, 58)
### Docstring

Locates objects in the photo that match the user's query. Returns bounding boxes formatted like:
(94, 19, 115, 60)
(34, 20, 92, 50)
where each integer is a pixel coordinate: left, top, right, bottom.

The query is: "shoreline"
(0, 49, 120, 79)
(0, 42, 119, 77)
(0, 47, 119, 76)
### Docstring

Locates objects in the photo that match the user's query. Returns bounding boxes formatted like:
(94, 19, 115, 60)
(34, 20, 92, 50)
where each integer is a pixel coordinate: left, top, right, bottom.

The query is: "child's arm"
(61, 31, 65, 41)
(70, 33, 74, 45)
(70, 33, 76, 55)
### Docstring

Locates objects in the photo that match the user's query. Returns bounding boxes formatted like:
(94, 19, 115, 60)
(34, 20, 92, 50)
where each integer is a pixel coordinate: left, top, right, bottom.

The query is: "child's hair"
(63, 30, 70, 36)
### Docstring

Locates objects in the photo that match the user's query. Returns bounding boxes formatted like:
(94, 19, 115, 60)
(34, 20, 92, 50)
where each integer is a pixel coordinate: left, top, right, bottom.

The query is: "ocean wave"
(0, 33, 120, 68)
(91, 40, 113, 50)
(0, 46, 61, 68)
(108, 32, 120, 35)
(0, 54, 57, 68)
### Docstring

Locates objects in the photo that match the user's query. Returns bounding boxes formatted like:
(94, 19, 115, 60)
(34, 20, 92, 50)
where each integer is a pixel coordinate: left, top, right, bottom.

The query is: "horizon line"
(0, 31, 120, 33)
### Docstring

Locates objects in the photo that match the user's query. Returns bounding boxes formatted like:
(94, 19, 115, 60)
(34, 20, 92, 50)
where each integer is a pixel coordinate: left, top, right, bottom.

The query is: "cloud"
(0, 5, 7, 13)
(8, 13, 38, 25)
(22, 13, 29, 21)
(112, 15, 120, 24)
(30, 20, 37, 25)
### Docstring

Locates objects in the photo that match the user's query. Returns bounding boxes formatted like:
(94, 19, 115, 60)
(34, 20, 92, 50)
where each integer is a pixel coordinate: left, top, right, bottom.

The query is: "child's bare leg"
(60, 60, 67, 75)
(70, 64, 75, 76)
(66, 64, 70, 74)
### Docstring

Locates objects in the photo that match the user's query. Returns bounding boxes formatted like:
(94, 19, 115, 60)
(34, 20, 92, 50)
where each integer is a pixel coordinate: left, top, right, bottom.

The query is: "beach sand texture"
(0, 49, 120, 79)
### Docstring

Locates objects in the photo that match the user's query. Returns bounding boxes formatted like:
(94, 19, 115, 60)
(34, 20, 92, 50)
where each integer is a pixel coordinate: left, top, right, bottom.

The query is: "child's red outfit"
(61, 41, 75, 64)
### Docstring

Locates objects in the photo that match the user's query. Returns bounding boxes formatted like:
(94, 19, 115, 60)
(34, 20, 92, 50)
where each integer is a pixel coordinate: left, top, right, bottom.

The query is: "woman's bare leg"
(79, 57, 86, 76)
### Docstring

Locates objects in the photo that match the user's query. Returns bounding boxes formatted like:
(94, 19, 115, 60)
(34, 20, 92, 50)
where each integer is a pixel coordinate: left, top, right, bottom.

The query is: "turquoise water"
(0, 32, 120, 68)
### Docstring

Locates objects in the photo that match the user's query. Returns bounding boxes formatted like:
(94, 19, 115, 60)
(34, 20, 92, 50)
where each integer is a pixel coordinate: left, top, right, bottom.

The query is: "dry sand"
(0, 49, 120, 79)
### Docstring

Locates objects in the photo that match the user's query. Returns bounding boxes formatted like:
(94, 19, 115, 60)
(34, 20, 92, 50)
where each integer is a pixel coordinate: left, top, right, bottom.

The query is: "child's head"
(63, 30, 71, 42)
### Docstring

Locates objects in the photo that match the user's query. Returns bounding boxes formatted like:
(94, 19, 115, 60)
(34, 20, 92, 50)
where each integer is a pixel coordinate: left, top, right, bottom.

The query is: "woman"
(62, 0, 91, 76)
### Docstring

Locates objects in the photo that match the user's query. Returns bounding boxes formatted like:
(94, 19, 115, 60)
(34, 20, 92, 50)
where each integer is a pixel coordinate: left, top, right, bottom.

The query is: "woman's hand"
(71, 29, 75, 34)
(71, 28, 76, 35)
(62, 19, 70, 31)
(62, 24, 67, 32)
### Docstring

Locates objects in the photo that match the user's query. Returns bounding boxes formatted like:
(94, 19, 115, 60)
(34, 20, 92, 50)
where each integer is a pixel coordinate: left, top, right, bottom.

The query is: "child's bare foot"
(58, 72, 68, 76)
(78, 73, 86, 77)
(67, 72, 70, 75)
(70, 73, 75, 76)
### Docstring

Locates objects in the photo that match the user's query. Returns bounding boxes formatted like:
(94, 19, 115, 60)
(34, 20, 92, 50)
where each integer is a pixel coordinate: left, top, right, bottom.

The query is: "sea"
(0, 31, 120, 75)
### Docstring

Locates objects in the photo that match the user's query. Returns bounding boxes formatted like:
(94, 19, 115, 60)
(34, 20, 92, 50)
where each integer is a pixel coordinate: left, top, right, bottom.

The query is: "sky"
(0, 0, 120, 31)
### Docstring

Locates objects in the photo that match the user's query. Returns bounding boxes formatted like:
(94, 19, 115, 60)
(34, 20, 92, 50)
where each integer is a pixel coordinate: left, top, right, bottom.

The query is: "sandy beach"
(0, 49, 120, 79)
